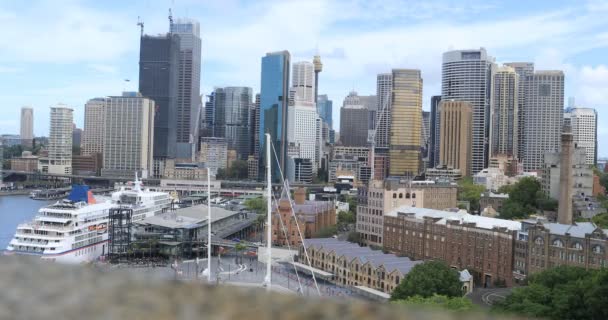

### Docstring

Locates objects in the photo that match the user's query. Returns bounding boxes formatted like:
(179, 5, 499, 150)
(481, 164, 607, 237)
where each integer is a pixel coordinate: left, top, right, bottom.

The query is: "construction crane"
(136, 16, 144, 36)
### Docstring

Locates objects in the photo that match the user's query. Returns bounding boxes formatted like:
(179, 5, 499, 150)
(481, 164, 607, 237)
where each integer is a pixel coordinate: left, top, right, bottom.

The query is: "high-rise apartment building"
(291, 61, 315, 105)
(375, 73, 393, 149)
(82, 98, 106, 156)
(522, 71, 564, 171)
(48, 105, 73, 175)
(212, 87, 252, 160)
(259, 51, 290, 180)
(421, 111, 431, 158)
(171, 19, 202, 160)
(442, 48, 495, 174)
(20, 107, 34, 147)
(565, 107, 598, 166)
(198, 137, 228, 176)
(389, 69, 423, 177)
(339, 92, 369, 147)
(429, 95, 442, 168)
(138, 33, 180, 160)
(490, 66, 519, 158)
(72, 125, 82, 149)
(504, 62, 534, 161)
(316, 94, 333, 129)
(439, 101, 472, 177)
(101, 93, 154, 178)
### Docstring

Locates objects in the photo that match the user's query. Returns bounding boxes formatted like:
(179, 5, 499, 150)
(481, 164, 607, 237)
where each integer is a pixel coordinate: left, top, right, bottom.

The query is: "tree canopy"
(244, 197, 266, 215)
(457, 177, 485, 213)
(498, 176, 556, 220)
(493, 266, 608, 320)
(391, 261, 463, 301)
(216, 160, 248, 180)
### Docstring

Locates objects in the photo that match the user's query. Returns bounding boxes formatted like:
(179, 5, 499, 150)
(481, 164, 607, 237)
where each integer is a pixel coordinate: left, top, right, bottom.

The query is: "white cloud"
(0, 66, 23, 73)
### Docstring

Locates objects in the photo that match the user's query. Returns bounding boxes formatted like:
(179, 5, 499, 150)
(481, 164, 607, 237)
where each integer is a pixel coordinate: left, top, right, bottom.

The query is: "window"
(593, 245, 603, 254)
(552, 239, 564, 248)
(572, 242, 583, 250)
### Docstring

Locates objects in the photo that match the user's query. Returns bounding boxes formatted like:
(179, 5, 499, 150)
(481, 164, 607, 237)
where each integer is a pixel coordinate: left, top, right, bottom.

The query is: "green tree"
(497, 184, 515, 195)
(394, 294, 476, 312)
(315, 225, 337, 238)
(337, 211, 355, 224)
(391, 261, 462, 301)
(493, 266, 608, 320)
(457, 177, 485, 213)
(244, 197, 266, 214)
(508, 176, 542, 209)
(592, 213, 608, 228)
(234, 242, 247, 264)
(498, 200, 526, 220)
(346, 231, 361, 243)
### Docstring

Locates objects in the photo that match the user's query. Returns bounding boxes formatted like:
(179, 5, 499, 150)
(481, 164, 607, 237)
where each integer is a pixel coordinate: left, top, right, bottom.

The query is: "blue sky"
(0, 0, 606, 157)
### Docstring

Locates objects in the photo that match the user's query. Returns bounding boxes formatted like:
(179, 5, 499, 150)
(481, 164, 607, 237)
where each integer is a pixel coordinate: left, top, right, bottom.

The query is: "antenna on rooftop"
(168, 8, 174, 31)
(137, 16, 144, 36)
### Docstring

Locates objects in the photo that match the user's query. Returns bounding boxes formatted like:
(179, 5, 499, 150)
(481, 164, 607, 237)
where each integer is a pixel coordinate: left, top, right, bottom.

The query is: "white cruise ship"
(5, 180, 171, 264)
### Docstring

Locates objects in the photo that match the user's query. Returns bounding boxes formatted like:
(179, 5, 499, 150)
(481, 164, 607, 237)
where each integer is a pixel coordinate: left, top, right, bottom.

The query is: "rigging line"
(271, 193, 304, 295)
(270, 143, 322, 297)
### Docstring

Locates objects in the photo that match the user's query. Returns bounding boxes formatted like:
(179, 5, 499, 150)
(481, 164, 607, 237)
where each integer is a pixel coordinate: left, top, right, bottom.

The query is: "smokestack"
(557, 125, 574, 225)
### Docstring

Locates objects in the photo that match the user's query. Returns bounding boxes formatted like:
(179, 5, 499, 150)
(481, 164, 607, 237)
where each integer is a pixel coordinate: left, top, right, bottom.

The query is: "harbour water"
(0, 195, 53, 249)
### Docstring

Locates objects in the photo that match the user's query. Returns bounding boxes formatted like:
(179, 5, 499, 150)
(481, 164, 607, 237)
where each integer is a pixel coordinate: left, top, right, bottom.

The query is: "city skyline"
(0, 1, 607, 156)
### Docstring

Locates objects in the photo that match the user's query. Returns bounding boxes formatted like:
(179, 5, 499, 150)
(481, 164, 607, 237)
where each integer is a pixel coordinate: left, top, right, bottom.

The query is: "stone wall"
(0, 256, 516, 320)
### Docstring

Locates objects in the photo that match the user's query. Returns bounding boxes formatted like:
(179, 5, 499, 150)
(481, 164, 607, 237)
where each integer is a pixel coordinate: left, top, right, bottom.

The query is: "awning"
(353, 286, 391, 301)
(289, 261, 333, 279)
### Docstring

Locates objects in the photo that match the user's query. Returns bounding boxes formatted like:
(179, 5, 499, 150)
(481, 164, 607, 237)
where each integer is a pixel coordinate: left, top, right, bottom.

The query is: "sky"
(0, 0, 606, 157)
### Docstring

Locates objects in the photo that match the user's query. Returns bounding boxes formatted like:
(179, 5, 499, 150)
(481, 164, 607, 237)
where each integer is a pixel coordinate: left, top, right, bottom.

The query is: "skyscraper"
(287, 104, 320, 171)
(171, 19, 202, 161)
(375, 73, 393, 149)
(317, 94, 333, 129)
(442, 48, 495, 174)
(565, 107, 598, 166)
(522, 71, 564, 171)
(212, 87, 253, 160)
(48, 105, 73, 175)
(138, 33, 180, 160)
(259, 50, 290, 179)
(291, 61, 315, 104)
(339, 92, 369, 147)
(359, 95, 378, 130)
(82, 98, 106, 156)
(389, 69, 423, 177)
(101, 93, 155, 178)
(20, 107, 34, 147)
(72, 125, 82, 149)
(504, 62, 534, 161)
(490, 66, 519, 158)
(439, 101, 472, 177)
(250, 93, 261, 158)
(421, 111, 431, 164)
(429, 95, 442, 168)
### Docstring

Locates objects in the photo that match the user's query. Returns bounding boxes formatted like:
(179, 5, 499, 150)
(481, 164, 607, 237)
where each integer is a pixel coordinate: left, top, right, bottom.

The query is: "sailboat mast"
(264, 133, 272, 290)
(207, 169, 212, 282)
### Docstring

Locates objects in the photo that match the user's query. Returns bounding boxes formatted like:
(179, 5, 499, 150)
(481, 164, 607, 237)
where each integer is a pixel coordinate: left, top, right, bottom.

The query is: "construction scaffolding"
(108, 207, 133, 264)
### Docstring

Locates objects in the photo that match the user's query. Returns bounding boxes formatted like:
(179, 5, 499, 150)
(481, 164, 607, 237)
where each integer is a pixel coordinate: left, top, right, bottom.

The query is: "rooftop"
(135, 205, 239, 229)
(303, 238, 421, 275)
(387, 206, 521, 231)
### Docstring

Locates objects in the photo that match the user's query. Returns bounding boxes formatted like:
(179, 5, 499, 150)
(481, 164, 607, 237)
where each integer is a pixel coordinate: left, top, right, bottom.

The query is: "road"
(467, 288, 512, 308)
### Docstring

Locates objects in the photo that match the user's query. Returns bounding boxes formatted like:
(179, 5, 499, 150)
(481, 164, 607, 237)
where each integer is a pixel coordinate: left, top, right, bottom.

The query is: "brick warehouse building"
(383, 207, 520, 287)
(271, 188, 336, 247)
(513, 219, 608, 282)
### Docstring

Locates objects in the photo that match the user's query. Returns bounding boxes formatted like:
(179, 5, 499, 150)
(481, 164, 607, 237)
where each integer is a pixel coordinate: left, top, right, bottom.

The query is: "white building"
(82, 98, 106, 156)
(48, 105, 73, 175)
(291, 61, 315, 105)
(565, 107, 597, 166)
(198, 137, 227, 176)
(474, 167, 513, 192)
(287, 103, 320, 172)
(543, 147, 593, 200)
(101, 93, 154, 178)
